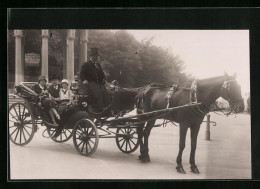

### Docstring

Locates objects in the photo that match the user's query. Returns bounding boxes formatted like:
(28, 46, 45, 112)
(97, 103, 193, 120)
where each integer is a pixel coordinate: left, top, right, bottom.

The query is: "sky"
(127, 30, 250, 96)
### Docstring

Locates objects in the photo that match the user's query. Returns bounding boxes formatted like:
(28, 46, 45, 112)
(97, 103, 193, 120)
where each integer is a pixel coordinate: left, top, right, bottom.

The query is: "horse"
(135, 73, 245, 174)
(78, 81, 146, 118)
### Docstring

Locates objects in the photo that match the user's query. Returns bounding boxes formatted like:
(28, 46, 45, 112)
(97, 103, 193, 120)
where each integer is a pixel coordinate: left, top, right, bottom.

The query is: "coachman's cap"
(90, 48, 99, 56)
(38, 76, 47, 83)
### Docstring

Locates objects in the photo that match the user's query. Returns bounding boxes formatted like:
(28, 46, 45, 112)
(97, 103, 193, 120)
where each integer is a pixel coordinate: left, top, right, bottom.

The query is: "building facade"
(9, 29, 89, 86)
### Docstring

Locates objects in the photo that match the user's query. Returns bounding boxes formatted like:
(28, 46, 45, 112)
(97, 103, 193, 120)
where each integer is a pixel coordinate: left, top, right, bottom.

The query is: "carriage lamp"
(82, 102, 88, 107)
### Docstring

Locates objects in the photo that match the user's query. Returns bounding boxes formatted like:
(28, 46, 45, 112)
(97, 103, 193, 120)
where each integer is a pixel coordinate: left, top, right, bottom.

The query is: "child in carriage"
(57, 79, 75, 115)
(31, 76, 60, 125)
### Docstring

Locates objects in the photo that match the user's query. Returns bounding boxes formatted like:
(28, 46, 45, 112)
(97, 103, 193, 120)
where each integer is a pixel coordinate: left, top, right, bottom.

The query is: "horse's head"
(220, 73, 245, 113)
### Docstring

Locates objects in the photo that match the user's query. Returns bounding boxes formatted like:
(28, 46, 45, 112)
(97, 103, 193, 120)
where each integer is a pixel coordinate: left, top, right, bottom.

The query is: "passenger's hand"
(83, 80, 88, 85)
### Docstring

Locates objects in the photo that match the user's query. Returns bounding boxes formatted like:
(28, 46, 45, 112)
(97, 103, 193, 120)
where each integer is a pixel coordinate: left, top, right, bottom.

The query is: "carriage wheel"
(9, 103, 36, 145)
(116, 127, 139, 153)
(47, 128, 73, 143)
(73, 119, 99, 156)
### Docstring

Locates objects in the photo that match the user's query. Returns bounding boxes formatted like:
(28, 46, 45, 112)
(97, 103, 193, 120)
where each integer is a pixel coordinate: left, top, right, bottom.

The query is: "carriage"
(9, 73, 245, 174)
(8, 82, 201, 157)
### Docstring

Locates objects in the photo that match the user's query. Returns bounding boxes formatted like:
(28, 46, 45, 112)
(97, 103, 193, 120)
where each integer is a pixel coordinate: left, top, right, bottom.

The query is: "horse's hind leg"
(137, 122, 145, 160)
(139, 120, 156, 163)
(189, 124, 201, 174)
(176, 123, 188, 174)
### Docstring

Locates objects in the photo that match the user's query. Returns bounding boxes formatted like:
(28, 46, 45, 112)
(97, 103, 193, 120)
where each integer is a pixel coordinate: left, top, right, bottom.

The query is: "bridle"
(221, 79, 244, 104)
(190, 79, 243, 116)
(219, 79, 244, 116)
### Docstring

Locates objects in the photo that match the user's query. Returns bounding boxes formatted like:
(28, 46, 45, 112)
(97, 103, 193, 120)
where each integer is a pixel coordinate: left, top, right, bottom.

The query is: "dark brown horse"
(136, 73, 245, 174)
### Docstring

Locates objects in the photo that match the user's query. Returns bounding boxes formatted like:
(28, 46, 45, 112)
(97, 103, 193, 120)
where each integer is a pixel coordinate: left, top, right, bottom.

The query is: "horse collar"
(190, 80, 208, 115)
(190, 80, 198, 103)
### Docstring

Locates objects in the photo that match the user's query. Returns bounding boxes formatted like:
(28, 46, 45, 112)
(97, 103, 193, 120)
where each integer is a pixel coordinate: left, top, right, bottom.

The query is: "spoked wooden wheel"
(9, 103, 36, 145)
(47, 128, 73, 143)
(73, 119, 99, 156)
(116, 127, 139, 153)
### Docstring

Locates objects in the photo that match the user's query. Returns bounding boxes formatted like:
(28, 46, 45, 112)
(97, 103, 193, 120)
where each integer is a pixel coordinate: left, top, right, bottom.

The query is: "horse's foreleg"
(176, 123, 188, 174)
(137, 122, 145, 160)
(140, 120, 156, 163)
(189, 124, 201, 174)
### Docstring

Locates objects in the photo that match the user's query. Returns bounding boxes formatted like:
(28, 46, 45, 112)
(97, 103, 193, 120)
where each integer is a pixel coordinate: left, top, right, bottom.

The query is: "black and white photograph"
(7, 9, 251, 180)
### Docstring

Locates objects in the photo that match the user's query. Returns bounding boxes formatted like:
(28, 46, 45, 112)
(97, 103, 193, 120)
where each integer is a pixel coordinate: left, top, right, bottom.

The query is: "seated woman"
(31, 76, 60, 125)
(58, 79, 74, 115)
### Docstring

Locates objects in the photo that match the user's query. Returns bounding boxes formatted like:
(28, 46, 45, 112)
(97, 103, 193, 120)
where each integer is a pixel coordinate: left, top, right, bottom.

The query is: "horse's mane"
(197, 75, 225, 84)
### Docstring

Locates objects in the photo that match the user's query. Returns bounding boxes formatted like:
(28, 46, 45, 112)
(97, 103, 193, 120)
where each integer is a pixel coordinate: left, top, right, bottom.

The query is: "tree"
(8, 29, 191, 87)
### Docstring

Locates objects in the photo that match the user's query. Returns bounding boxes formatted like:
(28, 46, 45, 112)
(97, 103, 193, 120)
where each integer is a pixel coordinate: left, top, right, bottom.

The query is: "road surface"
(9, 113, 251, 180)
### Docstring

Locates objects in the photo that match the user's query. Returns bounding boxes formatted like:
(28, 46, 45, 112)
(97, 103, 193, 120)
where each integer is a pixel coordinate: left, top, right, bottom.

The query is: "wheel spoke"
(13, 107, 20, 120)
(63, 130, 68, 138)
(18, 104, 21, 118)
(21, 105, 26, 120)
(78, 124, 84, 133)
(118, 138, 124, 143)
(86, 141, 89, 154)
(76, 130, 82, 136)
(21, 128, 27, 142)
(9, 112, 19, 121)
(76, 140, 83, 147)
(23, 126, 30, 136)
(89, 128, 94, 135)
(125, 141, 128, 151)
(129, 138, 136, 146)
(87, 140, 92, 152)
(9, 120, 16, 123)
(14, 128, 20, 142)
(24, 125, 33, 130)
(120, 128, 125, 134)
(10, 127, 19, 136)
(128, 140, 132, 150)
(83, 121, 87, 133)
(120, 139, 126, 149)
(81, 141, 86, 152)
(89, 138, 95, 145)
(86, 124, 89, 134)
(51, 129, 56, 136)
(20, 126, 22, 143)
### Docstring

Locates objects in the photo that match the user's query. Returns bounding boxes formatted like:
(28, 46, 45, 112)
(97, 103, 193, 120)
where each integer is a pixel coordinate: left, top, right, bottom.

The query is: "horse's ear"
(224, 71, 228, 79)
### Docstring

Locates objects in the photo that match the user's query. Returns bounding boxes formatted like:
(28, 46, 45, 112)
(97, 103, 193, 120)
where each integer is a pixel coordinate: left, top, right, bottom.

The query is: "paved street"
(9, 112, 251, 180)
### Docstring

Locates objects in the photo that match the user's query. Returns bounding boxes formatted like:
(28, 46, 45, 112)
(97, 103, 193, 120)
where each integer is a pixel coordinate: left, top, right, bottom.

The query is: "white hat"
(61, 79, 69, 85)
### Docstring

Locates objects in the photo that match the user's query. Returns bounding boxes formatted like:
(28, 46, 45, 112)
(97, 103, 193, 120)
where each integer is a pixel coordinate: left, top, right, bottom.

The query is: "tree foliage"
(8, 29, 190, 87)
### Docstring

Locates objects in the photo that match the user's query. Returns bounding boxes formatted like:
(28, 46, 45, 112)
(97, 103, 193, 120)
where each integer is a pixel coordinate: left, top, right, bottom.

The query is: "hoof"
(190, 165, 200, 174)
(176, 165, 186, 174)
(138, 154, 150, 163)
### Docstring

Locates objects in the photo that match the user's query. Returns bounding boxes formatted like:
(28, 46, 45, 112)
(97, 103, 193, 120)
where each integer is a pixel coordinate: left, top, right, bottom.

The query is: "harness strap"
(163, 84, 178, 127)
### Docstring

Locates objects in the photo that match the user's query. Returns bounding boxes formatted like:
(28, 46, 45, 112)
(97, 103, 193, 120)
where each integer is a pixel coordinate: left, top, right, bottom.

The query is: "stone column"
(79, 30, 88, 71)
(41, 30, 49, 81)
(66, 29, 75, 82)
(14, 30, 24, 85)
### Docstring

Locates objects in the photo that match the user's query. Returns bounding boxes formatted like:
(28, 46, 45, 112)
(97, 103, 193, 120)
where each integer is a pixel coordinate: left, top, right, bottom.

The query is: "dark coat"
(48, 84, 62, 98)
(31, 84, 56, 109)
(80, 60, 106, 84)
(31, 84, 47, 94)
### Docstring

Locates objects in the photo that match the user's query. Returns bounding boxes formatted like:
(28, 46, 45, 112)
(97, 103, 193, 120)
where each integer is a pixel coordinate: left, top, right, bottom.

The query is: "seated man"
(31, 76, 60, 125)
(48, 75, 61, 102)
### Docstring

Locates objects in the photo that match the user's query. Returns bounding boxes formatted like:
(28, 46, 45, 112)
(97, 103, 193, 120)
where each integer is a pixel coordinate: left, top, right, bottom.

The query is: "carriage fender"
(62, 110, 94, 130)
